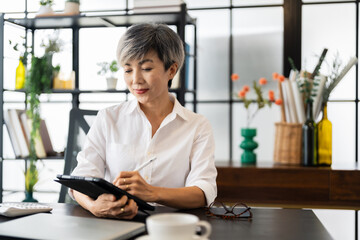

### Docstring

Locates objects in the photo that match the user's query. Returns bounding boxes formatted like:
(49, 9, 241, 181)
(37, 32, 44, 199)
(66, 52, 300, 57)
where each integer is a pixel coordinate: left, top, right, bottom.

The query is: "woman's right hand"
(74, 191, 138, 219)
(90, 194, 138, 219)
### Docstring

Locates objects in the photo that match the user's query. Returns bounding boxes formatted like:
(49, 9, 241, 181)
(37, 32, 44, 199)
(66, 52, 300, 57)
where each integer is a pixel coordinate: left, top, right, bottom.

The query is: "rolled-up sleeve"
(185, 117, 217, 205)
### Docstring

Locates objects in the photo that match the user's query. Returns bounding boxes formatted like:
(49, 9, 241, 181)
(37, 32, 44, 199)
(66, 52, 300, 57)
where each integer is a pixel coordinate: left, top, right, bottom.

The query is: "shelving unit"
(0, 4, 197, 202)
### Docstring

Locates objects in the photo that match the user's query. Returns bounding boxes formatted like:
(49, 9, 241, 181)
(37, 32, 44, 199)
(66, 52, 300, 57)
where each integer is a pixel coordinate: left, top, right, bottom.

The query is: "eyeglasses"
(205, 201, 252, 220)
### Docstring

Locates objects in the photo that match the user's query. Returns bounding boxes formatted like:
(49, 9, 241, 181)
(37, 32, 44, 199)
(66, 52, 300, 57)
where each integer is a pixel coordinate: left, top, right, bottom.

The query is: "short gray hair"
(116, 23, 185, 86)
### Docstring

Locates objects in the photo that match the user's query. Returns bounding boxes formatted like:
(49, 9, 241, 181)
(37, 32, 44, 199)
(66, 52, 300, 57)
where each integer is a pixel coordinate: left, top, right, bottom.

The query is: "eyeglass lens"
(209, 203, 251, 217)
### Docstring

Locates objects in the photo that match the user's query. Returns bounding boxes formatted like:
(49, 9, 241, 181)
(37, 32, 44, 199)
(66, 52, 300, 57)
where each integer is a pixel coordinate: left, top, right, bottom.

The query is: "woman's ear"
(168, 63, 178, 79)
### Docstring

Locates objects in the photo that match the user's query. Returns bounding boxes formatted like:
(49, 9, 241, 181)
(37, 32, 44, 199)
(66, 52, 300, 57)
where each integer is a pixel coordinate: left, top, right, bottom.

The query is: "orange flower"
(278, 75, 285, 82)
(259, 77, 267, 85)
(242, 85, 250, 92)
(231, 73, 239, 81)
(275, 98, 283, 105)
(268, 90, 275, 101)
(272, 72, 279, 80)
(238, 90, 246, 98)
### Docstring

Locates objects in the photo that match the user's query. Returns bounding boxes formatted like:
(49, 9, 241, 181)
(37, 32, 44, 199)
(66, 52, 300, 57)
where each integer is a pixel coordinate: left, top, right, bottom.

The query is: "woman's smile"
(134, 89, 149, 94)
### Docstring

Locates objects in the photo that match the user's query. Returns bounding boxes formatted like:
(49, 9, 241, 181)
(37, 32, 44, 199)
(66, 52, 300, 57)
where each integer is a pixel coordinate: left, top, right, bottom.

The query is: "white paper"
(284, 79, 299, 123)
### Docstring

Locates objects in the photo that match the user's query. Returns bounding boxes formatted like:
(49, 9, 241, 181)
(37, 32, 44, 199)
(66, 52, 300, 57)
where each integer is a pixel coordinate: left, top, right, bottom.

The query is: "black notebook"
(55, 174, 155, 212)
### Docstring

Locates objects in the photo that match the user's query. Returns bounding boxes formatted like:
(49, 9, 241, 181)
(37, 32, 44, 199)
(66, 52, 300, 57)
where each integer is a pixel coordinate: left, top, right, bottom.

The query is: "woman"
(71, 23, 217, 219)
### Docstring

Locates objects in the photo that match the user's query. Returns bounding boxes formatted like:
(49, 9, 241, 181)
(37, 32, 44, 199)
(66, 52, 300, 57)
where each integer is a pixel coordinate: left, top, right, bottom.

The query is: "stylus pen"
(135, 156, 157, 172)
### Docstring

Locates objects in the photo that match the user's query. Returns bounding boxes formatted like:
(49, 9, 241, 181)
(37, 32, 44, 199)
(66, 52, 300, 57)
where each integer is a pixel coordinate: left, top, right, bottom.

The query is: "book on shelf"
(39, 119, 57, 156)
(4, 108, 56, 159)
(289, 70, 305, 123)
(8, 109, 29, 158)
(24, 117, 46, 159)
(3, 110, 21, 158)
(281, 80, 292, 123)
(283, 78, 299, 123)
(16, 110, 30, 150)
(19, 111, 30, 142)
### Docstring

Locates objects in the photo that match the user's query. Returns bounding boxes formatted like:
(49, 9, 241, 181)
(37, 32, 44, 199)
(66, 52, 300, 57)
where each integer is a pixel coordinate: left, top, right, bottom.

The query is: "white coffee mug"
(146, 213, 211, 240)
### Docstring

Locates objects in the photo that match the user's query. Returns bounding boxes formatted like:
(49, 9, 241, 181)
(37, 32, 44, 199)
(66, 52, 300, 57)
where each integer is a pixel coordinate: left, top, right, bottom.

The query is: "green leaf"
(288, 57, 298, 72)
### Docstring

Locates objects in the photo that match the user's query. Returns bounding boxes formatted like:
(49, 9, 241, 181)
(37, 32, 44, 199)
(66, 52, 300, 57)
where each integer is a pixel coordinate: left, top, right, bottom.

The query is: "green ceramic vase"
(22, 191, 38, 203)
(239, 128, 258, 165)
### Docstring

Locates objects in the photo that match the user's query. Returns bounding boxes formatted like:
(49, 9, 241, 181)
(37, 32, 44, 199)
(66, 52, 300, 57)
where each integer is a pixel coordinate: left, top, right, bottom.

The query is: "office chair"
(58, 108, 98, 203)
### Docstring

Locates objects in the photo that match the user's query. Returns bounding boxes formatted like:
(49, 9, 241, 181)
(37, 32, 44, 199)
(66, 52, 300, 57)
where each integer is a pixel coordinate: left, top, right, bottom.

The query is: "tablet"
(55, 174, 155, 211)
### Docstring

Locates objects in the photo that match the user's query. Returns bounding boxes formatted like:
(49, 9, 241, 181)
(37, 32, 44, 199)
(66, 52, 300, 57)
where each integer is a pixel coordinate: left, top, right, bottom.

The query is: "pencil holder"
(273, 122, 302, 165)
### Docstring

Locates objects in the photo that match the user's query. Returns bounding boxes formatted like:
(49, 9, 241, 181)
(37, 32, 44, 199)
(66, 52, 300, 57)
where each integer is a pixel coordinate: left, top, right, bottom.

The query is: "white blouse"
(71, 94, 217, 205)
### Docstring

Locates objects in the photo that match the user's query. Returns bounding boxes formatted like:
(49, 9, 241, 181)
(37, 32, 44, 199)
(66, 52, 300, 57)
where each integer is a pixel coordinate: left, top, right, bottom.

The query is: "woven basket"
(273, 122, 302, 165)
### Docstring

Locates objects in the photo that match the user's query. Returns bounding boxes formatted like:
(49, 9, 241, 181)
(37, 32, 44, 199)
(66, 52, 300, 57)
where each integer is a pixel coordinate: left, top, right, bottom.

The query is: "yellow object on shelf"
(15, 59, 26, 89)
(53, 71, 75, 90)
(317, 102, 332, 166)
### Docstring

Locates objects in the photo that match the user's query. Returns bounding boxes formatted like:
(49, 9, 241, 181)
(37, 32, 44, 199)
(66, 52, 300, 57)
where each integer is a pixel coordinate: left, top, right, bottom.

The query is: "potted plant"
(64, 0, 80, 15)
(23, 31, 62, 202)
(97, 60, 119, 90)
(37, 0, 54, 16)
(23, 54, 53, 202)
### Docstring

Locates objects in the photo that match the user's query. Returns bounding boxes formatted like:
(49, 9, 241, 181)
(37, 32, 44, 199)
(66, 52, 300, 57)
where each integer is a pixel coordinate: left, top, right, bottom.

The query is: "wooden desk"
(0, 203, 333, 240)
(216, 162, 360, 209)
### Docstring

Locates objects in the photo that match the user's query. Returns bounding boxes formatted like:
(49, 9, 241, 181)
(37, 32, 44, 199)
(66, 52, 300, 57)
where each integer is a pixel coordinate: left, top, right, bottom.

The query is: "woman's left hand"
(113, 171, 157, 202)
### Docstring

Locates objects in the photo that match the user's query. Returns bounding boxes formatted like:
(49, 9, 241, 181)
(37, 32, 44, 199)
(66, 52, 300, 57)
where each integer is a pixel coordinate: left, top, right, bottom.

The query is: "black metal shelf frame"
(6, 12, 196, 29)
(0, 2, 197, 202)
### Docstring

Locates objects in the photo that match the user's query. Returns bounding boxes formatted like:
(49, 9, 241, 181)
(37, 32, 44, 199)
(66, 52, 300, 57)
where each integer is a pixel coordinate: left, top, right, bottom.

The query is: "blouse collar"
(124, 93, 189, 121)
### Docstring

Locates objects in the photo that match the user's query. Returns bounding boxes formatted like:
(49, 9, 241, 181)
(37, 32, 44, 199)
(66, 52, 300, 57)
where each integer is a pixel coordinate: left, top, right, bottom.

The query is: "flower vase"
(240, 128, 258, 165)
(22, 191, 38, 203)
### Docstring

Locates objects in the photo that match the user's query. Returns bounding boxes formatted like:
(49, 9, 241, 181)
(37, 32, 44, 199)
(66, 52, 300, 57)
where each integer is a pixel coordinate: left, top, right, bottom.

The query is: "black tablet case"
(55, 174, 155, 211)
